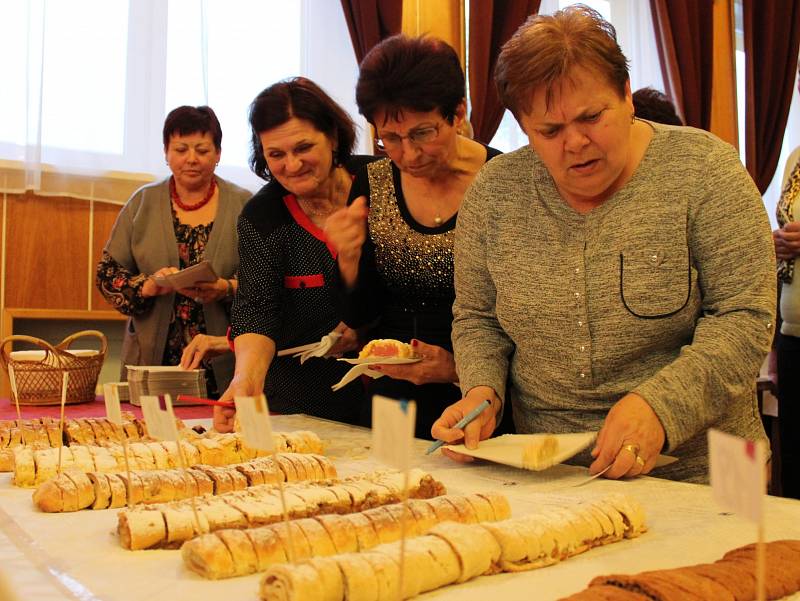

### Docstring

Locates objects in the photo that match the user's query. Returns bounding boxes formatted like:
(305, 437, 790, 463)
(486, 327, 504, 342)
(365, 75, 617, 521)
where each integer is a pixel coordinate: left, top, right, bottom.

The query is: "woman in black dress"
(325, 35, 507, 439)
(212, 78, 374, 431)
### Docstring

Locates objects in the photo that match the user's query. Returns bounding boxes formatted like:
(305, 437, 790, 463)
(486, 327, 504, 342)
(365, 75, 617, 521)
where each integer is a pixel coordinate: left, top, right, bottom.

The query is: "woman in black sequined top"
(326, 35, 504, 439)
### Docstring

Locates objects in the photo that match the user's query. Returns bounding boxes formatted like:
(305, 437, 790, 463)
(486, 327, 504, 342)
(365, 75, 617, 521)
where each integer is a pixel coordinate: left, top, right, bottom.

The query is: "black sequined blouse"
(342, 149, 501, 437)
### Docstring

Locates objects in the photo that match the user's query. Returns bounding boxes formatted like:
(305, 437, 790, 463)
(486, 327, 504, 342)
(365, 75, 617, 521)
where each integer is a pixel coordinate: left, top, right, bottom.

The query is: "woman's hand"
(325, 322, 360, 357)
(180, 334, 230, 369)
(214, 371, 264, 433)
(773, 222, 800, 261)
(324, 196, 368, 286)
(589, 392, 666, 479)
(177, 277, 230, 304)
(141, 267, 179, 297)
(430, 386, 501, 462)
(370, 339, 457, 385)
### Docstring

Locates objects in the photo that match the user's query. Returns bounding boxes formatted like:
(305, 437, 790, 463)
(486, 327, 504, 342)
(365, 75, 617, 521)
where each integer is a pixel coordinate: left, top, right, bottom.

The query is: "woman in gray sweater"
(431, 6, 776, 483)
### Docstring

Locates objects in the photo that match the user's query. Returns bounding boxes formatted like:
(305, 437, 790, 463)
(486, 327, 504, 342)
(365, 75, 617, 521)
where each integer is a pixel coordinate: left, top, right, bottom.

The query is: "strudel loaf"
(182, 492, 510, 579)
(118, 469, 446, 550)
(0, 414, 149, 472)
(560, 539, 800, 600)
(32, 452, 336, 512)
(259, 493, 646, 601)
(13, 430, 323, 488)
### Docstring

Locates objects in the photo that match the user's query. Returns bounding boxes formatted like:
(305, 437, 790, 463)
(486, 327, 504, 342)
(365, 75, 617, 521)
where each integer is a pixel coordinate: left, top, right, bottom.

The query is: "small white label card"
(234, 394, 275, 452)
(103, 383, 123, 426)
(140, 395, 180, 441)
(708, 428, 766, 522)
(372, 395, 417, 471)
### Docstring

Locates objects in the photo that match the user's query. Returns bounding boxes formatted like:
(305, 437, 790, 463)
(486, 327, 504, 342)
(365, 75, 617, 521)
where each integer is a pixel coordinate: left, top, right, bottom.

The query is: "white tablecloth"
(1, 414, 799, 601)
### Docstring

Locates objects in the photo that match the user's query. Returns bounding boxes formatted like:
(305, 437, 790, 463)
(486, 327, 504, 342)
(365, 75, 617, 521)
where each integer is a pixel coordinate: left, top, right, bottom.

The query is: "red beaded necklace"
(170, 176, 217, 211)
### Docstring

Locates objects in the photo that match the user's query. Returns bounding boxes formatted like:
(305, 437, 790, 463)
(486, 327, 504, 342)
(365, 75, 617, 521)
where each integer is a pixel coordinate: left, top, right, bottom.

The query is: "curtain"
(340, 0, 403, 64)
(0, 1, 368, 199)
(468, 0, 540, 144)
(649, 0, 714, 131)
(743, 0, 800, 194)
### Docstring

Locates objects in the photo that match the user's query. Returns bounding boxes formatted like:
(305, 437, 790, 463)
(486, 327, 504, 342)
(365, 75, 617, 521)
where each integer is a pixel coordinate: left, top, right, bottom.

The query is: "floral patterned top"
(97, 209, 218, 391)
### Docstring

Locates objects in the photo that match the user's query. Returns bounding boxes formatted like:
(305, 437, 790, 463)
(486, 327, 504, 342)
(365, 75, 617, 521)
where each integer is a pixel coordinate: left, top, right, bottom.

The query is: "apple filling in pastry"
(358, 339, 416, 359)
(182, 492, 511, 579)
(259, 492, 647, 601)
(32, 452, 336, 512)
(12, 430, 323, 488)
(0, 414, 149, 472)
(117, 468, 446, 550)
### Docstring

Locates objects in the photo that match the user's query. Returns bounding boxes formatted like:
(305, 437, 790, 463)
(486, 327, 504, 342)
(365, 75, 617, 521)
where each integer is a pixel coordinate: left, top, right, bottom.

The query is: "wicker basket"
(0, 330, 107, 405)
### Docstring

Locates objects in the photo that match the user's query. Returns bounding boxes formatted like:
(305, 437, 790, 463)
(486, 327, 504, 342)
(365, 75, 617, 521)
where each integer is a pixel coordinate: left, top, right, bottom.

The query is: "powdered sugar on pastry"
(522, 435, 559, 470)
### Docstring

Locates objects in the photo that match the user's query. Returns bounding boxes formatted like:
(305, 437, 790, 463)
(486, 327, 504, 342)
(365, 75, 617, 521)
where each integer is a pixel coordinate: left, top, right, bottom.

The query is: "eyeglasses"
(375, 122, 443, 151)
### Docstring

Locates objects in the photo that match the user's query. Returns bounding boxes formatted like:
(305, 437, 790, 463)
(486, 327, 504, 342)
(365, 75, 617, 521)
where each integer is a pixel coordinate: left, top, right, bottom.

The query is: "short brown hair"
(356, 34, 465, 126)
(495, 5, 629, 118)
(248, 77, 356, 182)
(163, 106, 222, 151)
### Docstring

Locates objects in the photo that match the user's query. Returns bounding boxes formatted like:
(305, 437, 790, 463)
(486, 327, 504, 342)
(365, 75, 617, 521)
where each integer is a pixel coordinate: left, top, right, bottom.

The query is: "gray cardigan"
(105, 176, 251, 388)
(453, 123, 776, 482)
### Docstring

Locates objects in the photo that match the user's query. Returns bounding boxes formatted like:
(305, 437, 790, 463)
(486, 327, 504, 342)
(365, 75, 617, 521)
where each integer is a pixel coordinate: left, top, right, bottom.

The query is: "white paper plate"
(446, 433, 598, 471)
(446, 432, 678, 471)
(337, 357, 421, 365)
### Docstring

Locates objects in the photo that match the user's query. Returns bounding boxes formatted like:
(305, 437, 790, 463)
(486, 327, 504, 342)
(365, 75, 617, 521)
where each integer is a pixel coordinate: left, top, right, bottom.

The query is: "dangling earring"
(332, 149, 340, 167)
(631, 113, 636, 124)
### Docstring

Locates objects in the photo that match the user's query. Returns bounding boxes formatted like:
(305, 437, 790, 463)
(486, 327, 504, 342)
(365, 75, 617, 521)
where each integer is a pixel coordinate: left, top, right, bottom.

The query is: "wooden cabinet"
(1, 191, 129, 397)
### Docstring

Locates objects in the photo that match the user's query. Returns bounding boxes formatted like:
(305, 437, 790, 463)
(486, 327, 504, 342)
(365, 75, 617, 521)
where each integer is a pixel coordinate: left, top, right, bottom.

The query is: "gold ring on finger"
(635, 455, 646, 467)
(621, 443, 640, 456)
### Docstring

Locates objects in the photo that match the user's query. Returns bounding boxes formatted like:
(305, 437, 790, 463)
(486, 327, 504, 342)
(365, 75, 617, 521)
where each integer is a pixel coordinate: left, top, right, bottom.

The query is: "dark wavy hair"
(355, 34, 465, 126)
(162, 105, 222, 150)
(248, 77, 356, 182)
(632, 87, 683, 126)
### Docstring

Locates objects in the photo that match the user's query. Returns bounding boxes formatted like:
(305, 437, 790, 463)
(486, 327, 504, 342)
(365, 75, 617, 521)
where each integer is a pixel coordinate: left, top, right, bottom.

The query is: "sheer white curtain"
(0, 0, 368, 197)
(489, 0, 664, 152)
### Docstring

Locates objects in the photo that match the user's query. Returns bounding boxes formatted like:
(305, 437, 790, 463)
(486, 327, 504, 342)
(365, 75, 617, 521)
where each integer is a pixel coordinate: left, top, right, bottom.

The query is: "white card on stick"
(103, 383, 123, 426)
(372, 395, 416, 471)
(708, 428, 766, 523)
(234, 395, 275, 452)
(140, 395, 180, 441)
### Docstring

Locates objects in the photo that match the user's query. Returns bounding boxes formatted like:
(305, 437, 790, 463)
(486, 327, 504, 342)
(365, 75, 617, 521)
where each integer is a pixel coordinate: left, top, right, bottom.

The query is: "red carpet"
(0, 397, 214, 421)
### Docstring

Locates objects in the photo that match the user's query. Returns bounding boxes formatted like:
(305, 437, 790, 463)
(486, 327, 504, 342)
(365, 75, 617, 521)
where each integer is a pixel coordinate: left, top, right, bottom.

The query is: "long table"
(1, 414, 799, 601)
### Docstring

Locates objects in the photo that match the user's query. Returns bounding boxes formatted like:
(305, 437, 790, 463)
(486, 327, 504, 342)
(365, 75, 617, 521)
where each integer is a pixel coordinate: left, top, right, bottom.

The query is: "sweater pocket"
(619, 247, 692, 318)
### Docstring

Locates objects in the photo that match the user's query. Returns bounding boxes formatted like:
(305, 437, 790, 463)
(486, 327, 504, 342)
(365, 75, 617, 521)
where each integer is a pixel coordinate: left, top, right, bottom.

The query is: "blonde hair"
(495, 5, 629, 118)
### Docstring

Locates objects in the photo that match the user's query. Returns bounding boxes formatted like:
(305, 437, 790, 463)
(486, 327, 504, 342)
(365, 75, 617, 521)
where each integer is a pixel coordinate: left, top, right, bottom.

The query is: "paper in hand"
(153, 260, 217, 290)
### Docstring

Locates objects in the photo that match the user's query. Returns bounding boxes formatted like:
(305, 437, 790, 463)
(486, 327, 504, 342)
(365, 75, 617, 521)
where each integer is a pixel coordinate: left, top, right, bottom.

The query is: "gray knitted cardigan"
(105, 176, 251, 388)
(453, 123, 776, 482)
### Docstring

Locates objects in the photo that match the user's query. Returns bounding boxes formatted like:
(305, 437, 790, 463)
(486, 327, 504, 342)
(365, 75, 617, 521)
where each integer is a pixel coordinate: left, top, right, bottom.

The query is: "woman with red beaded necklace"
(97, 106, 251, 397)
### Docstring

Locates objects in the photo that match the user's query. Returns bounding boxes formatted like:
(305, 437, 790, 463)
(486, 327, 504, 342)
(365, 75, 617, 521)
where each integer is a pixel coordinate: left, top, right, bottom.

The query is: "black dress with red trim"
(229, 155, 377, 424)
(339, 147, 508, 439)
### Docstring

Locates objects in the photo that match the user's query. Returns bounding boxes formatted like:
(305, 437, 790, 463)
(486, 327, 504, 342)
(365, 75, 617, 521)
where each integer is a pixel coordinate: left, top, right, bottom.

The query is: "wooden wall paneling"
(6, 192, 90, 310)
(91, 201, 123, 311)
